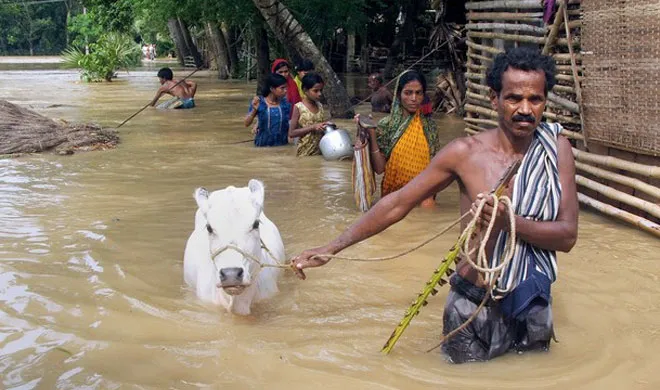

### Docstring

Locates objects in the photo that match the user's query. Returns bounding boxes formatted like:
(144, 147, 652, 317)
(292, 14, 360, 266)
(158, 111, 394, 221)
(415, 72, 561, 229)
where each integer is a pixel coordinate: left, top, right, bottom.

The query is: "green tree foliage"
(0, 0, 69, 55)
(62, 32, 140, 81)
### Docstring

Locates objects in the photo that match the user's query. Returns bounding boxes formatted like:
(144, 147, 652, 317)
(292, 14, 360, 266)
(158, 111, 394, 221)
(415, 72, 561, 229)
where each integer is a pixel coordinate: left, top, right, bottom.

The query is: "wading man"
(368, 73, 393, 113)
(149, 67, 197, 109)
(292, 47, 578, 363)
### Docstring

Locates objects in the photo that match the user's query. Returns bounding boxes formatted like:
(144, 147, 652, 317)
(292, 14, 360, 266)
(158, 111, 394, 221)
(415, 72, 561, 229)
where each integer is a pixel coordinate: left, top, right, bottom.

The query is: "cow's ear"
(194, 187, 209, 214)
(248, 180, 264, 210)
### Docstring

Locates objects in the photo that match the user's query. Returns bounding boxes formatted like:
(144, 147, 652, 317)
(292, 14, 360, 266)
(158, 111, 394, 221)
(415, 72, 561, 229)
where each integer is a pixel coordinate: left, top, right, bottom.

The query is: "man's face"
(298, 70, 309, 79)
(158, 77, 166, 85)
(491, 68, 546, 138)
(275, 65, 290, 79)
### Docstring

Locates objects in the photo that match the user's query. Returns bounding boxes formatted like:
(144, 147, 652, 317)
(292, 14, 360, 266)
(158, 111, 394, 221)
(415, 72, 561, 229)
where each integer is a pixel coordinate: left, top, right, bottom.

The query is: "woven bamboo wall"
(462, 0, 660, 237)
(581, 0, 660, 156)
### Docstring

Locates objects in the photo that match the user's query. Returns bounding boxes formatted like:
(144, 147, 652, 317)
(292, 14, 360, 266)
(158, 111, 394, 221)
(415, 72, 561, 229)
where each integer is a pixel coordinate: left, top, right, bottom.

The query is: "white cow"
(183, 180, 285, 315)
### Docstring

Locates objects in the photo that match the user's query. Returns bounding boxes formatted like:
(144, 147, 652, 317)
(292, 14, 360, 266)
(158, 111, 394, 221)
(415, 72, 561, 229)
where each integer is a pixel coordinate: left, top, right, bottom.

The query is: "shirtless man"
(149, 67, 197, 109)
(292, 47, 578, 363)
(368, 73, 393, 113)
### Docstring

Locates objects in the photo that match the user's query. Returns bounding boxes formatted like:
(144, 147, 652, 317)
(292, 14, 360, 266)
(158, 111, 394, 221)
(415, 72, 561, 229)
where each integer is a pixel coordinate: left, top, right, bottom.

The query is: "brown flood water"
(0, 65, 659, 389)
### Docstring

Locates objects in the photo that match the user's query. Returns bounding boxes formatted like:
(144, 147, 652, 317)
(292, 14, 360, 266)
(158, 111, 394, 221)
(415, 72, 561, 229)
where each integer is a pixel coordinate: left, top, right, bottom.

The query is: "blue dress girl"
(245, 73, 291, 147)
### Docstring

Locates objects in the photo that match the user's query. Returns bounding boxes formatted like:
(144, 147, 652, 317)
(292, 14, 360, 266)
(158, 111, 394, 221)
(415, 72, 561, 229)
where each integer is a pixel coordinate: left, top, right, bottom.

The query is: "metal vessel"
(319, 122, 354, 161)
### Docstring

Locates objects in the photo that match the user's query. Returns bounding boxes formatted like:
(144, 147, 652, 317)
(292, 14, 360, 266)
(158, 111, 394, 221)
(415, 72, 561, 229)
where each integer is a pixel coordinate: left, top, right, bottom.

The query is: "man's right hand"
(290, 246, 333, 280)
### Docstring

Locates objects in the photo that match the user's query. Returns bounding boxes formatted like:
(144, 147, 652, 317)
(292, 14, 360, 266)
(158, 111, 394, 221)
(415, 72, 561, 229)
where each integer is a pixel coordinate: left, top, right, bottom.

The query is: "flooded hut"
(461, 0, 660, 237)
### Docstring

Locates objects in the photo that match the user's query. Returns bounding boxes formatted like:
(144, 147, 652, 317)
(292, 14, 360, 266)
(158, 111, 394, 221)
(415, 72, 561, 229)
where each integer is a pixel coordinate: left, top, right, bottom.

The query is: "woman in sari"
(271, 59, 302, 107)
(361, 70, 439, 207)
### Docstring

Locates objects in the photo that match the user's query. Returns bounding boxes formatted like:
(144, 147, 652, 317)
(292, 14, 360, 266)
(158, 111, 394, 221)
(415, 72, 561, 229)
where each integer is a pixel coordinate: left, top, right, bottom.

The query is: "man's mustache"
(512, 114, 536, 123)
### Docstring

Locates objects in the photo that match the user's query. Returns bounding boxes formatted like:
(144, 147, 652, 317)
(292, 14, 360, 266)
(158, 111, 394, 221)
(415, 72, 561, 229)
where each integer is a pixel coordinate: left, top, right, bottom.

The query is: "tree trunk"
(167, 19, 186, 66)
(254, 22, 271, 95)
(252, 0, 353, 117)
(178, 18, 203, 67)
(225, 25, 241, 76)
(206, 22, 230, 79)
(346, 33, 356, 72)
(383, 0, 424, 78)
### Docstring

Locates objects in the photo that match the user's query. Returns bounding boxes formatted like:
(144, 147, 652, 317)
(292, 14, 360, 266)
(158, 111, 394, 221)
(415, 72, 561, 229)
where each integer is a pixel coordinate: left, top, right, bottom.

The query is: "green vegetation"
(62, 33, 140, 82)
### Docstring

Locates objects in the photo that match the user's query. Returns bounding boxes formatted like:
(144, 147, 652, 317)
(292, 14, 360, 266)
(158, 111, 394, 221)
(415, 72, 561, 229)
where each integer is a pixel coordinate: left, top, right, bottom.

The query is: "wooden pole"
(543, 1, 567, 55)
(575, 162, 660, 200)
(578, 193, 660, 238)
(467, 11, 543, 22)
(469, 31, 578, 47)
(572, 149, 660, 179)
(576, 175, 660, 219)
(466, 23, 547, 35)
(466, 0, 543, 10)
(562, 2, 588, 148)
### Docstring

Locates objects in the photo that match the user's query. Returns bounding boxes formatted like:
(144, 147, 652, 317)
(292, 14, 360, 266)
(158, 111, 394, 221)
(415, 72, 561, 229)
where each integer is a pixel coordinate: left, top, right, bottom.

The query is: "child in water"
(288, 73, 328, 156)
(245, 73, 291, 147)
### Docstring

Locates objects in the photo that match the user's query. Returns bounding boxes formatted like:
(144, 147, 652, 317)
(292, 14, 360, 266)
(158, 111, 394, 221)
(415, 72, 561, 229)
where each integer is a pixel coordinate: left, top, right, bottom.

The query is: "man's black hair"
(157, 67, 173, 80)
(486, 47, 556, 96)
(370, 73, 384, 85)
(296, 59, 314, 72)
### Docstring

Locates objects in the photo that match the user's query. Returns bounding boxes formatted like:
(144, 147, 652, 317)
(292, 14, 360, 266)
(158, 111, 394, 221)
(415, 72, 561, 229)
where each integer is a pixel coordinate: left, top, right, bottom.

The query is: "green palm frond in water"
(381, 160, 521, 354)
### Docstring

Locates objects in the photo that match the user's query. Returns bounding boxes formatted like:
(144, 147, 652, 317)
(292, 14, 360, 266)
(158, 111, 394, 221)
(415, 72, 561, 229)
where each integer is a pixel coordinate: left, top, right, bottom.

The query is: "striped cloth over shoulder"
(491, 122, 563, 297)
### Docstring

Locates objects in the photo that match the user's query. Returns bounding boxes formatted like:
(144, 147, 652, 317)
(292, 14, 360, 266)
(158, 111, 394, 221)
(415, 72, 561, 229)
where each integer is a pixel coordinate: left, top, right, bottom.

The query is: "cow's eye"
(206, 224, 213, 234)
(252, 220, 260, 230)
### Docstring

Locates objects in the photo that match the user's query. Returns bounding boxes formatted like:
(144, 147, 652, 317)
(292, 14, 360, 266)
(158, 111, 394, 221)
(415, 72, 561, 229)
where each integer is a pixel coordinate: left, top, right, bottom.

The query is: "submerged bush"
(62, 33, 140, 82)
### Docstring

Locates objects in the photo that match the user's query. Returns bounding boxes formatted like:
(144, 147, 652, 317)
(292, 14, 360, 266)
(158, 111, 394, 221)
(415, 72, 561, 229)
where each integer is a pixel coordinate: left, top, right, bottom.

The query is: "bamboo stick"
(466, 123, 489, 133)
(555, 73, 582, 82)
(466, 0, 543, 10)
(554, 53, 582, 62)
(464, 117, 498, 127)
(467, 40, 582, 62)
(469, 31, 546, 44)
(467, 81, 490, 93)
(572, 149, 660, 179)
(467, 52, 494, 63)
(467, 91, 490, 103)
(466, 72, 487, 81)
(563, 2, 588, 148)
(578, 193, 660, 238)
(566, 20, 582, 30)
(466, 40, 503, 55)
(575, 162, 660, 200)
(467, 63, 488, 72)
(467, 11, 543, 22)
(555, 64, 583, 73)
(561, 128, 584, 141)
(576, 175, 660, 219)
(469, 31, 579, 47)
(466, 23, 547, 35)
(548, 92, 580, 113)
(543, 0, 567, 55)
(553, 84, 576, 94)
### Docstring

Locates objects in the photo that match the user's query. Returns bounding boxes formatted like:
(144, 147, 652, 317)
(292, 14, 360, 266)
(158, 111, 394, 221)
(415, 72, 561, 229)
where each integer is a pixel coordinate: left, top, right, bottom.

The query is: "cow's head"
(194, 180, 265, 296)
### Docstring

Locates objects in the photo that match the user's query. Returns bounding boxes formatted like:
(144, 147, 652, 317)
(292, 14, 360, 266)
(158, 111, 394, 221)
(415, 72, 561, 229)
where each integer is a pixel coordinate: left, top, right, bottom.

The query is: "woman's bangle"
(370, 149, 380, 154)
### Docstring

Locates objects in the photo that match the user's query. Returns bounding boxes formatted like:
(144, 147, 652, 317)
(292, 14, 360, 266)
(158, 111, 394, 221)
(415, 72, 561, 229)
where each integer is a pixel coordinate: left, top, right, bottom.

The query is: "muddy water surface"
(0, 64, 659, 389)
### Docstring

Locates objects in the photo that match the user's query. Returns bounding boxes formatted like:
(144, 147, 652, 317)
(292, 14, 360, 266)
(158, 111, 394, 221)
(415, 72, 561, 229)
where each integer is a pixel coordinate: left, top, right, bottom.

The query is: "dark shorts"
(441, 274, 555, 364)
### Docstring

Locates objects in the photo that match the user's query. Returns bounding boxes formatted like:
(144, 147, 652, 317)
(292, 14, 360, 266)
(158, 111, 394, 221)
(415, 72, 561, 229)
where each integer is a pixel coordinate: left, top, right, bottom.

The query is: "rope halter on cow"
(209, 237, 290, 273)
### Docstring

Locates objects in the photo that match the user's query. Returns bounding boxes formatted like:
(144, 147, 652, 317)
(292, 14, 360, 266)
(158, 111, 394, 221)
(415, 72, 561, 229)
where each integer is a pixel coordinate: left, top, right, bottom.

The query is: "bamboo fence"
(462, 0, 660, 238)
